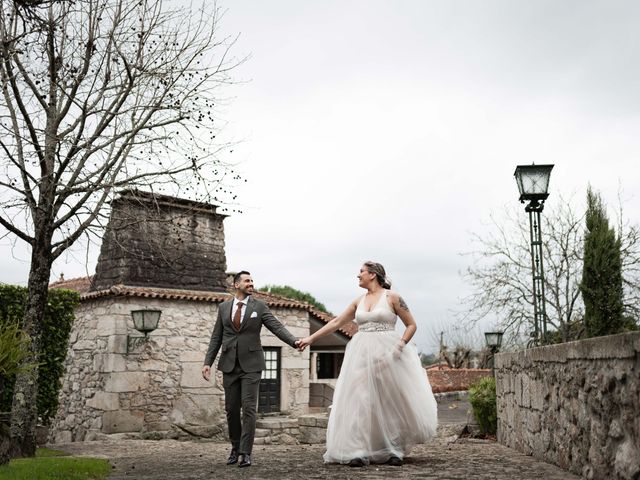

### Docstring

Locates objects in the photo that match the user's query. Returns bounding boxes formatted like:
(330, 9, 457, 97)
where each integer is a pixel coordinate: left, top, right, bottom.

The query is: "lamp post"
(127, 309, 162, 353)
(484, 331, 504, 374)
(514, 164, 554, 346)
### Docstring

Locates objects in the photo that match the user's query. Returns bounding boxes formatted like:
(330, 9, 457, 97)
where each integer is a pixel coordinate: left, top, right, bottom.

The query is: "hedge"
(0, 285, 79, 424)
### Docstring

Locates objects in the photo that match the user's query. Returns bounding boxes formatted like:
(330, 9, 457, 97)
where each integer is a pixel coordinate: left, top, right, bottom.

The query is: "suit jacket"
(204, 296, 298, 373)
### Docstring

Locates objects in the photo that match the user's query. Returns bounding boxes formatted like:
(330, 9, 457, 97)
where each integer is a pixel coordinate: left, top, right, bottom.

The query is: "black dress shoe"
(348, 458, 365, 468)
(226, 449, 239, 465)
(238, 454, 252, 468)
(387, 456, 403, 466)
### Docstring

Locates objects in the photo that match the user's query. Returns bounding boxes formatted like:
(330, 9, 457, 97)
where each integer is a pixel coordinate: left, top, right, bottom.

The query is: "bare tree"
(0, 0, 241, 457)
(461, 199, 585, 344)
(615, 195, 640, 321)
(460, 195, 640, 346)
(427, 322, 489, 369)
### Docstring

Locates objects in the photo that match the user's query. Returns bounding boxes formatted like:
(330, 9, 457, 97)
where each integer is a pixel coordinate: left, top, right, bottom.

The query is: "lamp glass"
(484, 331, 504, 349)
(131, 310, 161, 334)
(514, 164, 554, 200)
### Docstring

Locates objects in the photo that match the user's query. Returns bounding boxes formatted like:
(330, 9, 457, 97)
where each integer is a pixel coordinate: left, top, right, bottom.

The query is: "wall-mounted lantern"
(127, 309, 161, 353)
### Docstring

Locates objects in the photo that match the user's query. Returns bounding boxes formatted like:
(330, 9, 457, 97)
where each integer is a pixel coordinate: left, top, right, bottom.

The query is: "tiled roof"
(49, 276, 355, 338)
(426, 367, 492, 393)
(49, 275, 93, 293)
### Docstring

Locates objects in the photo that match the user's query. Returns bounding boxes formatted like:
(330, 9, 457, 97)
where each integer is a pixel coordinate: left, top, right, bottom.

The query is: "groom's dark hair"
(233, 270, 251, 285)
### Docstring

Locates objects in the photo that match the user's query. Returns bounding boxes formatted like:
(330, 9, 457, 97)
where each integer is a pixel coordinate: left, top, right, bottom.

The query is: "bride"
(297, 261, 438, 467)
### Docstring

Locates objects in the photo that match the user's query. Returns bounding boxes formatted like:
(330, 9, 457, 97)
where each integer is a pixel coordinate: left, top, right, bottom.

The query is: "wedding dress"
(323, 290, 438, 464)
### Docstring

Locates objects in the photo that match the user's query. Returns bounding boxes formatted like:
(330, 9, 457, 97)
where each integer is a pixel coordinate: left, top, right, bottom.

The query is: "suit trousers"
(223, 360, 261, 455)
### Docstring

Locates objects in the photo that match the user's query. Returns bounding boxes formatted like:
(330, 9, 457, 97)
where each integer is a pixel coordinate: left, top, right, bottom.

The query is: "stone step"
(256, 417, 299, 430)
(253, 437, 271, 445)
(307, 406, 329, 414)
(298, 414, 328, 428)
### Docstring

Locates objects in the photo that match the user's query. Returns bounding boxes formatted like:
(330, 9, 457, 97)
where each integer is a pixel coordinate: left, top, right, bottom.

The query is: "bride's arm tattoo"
(398, 296, 410, 312)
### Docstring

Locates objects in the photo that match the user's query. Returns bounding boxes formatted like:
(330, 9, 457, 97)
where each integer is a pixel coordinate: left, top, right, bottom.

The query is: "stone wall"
(92, 190, 228, 292)
(50, 296, 310, 442)
(495, 332, 640, 480)
(309, 383, 335, 408)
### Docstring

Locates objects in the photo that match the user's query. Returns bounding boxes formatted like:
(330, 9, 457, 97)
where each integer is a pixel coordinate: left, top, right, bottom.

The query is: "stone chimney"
(91, 189, 228, 292)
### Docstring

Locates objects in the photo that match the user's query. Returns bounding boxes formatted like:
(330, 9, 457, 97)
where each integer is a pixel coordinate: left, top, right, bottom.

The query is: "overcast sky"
(2, 1, 640, 353)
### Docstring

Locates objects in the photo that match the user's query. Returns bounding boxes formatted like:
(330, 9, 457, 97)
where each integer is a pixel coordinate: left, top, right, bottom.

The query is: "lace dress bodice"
(355, 290, 396, 332)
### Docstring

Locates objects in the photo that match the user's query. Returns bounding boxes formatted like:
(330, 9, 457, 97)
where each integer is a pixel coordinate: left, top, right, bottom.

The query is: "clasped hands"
(295, 337, 312, 352)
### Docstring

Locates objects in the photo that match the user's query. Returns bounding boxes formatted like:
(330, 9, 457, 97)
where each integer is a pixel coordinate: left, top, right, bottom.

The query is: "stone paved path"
(52, 396, 579, 479)
(55, 435, 580, 479)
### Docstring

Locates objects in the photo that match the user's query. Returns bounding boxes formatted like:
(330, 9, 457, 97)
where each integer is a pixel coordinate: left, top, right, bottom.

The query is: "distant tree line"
(259, 285, 332, 315)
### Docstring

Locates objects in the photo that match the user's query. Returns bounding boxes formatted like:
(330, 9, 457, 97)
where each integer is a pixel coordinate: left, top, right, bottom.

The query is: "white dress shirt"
(232, 296, 250, 324)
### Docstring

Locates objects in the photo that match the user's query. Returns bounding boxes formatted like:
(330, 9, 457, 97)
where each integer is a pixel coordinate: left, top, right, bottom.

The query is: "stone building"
(49, 190, 353, 442)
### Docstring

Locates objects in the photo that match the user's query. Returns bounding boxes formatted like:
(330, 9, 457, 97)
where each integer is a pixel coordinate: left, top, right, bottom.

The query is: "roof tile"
(49, 276, 355, 337)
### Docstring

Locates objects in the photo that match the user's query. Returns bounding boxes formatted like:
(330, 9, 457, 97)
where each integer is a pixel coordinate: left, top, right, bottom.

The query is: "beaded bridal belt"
(358, 322, 395, 332)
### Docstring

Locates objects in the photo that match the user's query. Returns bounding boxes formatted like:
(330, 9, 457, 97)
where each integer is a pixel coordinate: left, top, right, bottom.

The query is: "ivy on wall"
(0, 285, 79, 424)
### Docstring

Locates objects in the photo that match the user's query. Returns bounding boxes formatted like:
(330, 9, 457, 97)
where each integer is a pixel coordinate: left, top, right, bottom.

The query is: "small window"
(316, 352, 344, 379)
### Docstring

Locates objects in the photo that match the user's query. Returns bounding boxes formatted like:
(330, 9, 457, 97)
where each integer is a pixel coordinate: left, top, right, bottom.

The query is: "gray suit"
(204, 296, 298, 455)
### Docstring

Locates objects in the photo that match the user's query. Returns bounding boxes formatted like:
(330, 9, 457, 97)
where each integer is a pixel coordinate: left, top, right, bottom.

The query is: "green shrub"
(468, 376, 497, 435)
(0, 285, 79, 424)
(0, 322, 34, 378)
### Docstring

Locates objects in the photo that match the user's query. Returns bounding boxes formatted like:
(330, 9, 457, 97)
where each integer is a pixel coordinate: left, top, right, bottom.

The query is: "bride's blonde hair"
(363, 261, 391, 289)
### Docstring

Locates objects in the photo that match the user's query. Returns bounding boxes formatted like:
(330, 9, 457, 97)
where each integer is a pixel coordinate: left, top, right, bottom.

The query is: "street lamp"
(484, 331, 504, 351)
(514, 163, 554, 345)
(127, 309, 162, 353)
(484, 331, 504, 373)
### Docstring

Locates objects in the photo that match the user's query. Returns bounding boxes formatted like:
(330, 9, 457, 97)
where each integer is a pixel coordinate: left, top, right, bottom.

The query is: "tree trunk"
(9, 236, 53, 458)
(0, 376, 10, 466)
(0, 422, 9, 466)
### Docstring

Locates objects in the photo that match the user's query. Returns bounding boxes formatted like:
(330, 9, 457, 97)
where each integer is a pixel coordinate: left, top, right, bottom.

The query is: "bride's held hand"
(297, 336, 313, 350)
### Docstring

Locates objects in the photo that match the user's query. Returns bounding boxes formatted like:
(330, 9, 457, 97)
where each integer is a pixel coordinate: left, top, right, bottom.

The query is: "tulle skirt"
(323, 330, 438, 464)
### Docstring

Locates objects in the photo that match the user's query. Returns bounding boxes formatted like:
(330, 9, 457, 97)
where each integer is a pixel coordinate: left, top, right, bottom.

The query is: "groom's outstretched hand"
(295, 340, 306, 352)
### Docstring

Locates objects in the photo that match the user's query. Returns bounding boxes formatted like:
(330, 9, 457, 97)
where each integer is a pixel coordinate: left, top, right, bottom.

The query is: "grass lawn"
(0, 448, 110, 480)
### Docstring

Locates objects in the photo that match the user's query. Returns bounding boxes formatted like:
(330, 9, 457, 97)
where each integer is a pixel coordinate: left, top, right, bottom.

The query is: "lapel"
(239, 296, 256, 332)
(223, 300, 234, 327)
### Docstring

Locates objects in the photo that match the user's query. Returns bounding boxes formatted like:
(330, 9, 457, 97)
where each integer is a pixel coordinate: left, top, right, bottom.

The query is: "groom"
(202, 271, 301, 468)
